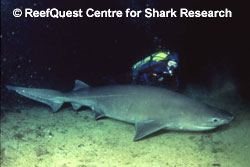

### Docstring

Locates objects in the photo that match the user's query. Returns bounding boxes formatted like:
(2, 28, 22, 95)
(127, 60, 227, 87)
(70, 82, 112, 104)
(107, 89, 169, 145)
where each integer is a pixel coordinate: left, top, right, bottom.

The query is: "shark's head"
(172, 105, 234, 131)
(193, 108, 234, 131)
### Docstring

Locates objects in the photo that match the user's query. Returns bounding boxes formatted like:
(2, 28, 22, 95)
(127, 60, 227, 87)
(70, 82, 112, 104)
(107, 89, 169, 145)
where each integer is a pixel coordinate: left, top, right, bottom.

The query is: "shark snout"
(204, 111, 234, 129)
(217, 111, 234, 126)
(226, 113, 234, 123)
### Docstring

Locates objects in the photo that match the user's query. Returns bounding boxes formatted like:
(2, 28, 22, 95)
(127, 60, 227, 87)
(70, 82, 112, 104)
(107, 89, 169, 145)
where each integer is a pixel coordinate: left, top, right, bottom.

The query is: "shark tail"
(6, 85, 64, 112)
(6, 80, 90, 112)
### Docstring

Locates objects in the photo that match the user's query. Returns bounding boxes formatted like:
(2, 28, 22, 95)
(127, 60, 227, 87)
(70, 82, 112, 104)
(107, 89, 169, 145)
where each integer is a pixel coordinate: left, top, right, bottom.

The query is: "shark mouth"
(193, 126, 216, 131)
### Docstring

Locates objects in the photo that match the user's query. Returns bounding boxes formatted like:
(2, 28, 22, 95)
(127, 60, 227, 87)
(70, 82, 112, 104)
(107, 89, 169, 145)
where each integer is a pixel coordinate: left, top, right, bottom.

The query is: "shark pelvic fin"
(71, 103, 82, 110)
(73, 80, 90, 91)
(94, 110, 106, 120)
(134, 120, 166, 141)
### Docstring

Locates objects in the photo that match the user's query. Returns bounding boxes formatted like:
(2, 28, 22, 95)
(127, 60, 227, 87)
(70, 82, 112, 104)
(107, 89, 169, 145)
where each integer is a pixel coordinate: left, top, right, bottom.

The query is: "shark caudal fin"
(6, 80, 90, 112)
(6, 85, 64, 112)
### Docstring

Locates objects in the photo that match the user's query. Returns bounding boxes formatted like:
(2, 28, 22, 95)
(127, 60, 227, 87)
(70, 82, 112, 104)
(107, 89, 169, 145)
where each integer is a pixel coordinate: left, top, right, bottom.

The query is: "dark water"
(1, 0, 250, 166)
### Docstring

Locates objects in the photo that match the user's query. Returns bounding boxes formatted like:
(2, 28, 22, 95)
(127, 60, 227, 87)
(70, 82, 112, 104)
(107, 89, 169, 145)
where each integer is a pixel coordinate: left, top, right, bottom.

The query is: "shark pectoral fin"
(48, 101, 63, 112)
(71, 103, 82, 110)
(93, 110, 105, 120)
(34, 98, 63, 112)
(134, 120, 166, 141)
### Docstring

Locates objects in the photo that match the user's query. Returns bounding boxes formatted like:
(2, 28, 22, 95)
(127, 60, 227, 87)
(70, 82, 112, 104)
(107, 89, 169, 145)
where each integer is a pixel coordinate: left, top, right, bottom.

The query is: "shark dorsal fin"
(73, 80, 90, 91)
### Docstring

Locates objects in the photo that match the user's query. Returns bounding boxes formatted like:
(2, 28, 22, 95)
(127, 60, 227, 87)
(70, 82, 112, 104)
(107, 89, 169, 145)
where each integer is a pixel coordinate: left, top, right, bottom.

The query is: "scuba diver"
(131, 50, 179, 89)
(119, 0, 180, 89)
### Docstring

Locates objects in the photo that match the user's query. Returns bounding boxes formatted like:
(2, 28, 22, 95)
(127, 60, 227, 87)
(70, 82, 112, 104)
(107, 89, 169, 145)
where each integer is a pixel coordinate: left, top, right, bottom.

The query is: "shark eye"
(212, 118, 219, 123)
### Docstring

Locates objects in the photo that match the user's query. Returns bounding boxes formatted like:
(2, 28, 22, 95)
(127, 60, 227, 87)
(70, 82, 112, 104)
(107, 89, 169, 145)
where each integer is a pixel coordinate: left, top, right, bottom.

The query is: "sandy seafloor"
(1, 86, 250, 167)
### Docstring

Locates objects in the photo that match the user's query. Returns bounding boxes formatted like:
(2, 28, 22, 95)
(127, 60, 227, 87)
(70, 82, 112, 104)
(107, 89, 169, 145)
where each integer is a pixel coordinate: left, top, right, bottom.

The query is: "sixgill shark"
(6, 80, 234, 141)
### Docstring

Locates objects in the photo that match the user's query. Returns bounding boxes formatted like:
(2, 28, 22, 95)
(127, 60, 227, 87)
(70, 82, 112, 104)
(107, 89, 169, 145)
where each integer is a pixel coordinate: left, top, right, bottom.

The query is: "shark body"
(6, 80, 233, 141)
